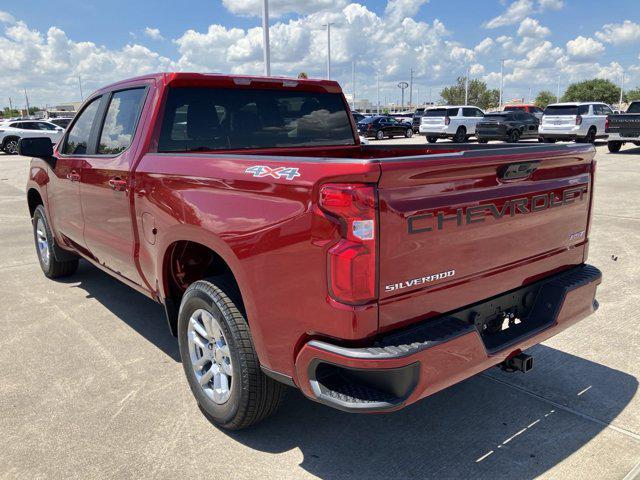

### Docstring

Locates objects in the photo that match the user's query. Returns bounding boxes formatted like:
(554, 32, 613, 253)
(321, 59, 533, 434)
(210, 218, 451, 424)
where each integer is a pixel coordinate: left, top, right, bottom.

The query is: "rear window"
(628, 102, 640, 114)
(359, 116, 380, 124)
(484, 113, 508, 121)
(544, 105, 589, 115)
(158, 87, 355, 152)
(424, 108, 457, 117)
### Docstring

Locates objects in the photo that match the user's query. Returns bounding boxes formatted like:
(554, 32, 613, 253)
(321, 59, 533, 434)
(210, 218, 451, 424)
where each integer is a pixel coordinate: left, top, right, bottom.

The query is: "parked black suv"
(357, 115, 413, 140)
(476, 110, 539, 143)
(411, 107, 425, 133)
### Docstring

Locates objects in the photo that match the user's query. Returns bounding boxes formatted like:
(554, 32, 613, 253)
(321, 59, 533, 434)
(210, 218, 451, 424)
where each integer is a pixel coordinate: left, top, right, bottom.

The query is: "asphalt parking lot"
(1, 140, 639, 479)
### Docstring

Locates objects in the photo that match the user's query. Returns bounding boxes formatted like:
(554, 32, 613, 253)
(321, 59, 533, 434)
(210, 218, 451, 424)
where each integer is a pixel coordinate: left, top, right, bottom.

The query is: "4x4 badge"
(245, 165, 301, 180)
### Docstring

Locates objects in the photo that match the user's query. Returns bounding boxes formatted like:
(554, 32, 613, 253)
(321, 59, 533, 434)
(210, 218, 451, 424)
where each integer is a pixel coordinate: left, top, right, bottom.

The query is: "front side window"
(62, 97, 101, 155)
(98, 88, 146, 155)
(158, 87, 355, 152)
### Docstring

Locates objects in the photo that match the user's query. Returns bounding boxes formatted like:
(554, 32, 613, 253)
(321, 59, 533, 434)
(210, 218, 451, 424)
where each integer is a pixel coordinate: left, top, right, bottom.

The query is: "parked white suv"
(0, 120, 64, 154)
(539, 102, 612, 143)
(419, 105, 485, 143)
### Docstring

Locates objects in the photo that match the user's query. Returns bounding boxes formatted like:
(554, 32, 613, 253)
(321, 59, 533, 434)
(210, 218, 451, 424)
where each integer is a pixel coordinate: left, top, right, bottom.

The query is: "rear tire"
(427, 137, 438, 143)
(453, 127, 467, 143)
(405, 128, 413, 138)
(178, 277, 286, 430)
(508, 129, 521, 143)
(3, 137, 19, 154)
(583, 127, 596, 144)
(608, 141, 623, 153)
(32, 205, 79, 278)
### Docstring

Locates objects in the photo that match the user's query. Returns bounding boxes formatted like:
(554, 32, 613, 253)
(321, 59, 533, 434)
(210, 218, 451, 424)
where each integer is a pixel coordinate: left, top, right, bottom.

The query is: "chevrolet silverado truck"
(606, 101, 640, 152)
(21, 73, 602, 430)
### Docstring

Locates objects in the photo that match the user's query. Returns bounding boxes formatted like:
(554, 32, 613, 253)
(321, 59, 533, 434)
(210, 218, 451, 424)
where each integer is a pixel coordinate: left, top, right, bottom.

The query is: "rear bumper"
(607, 132, 640, 142)
(294, 264, 601, 413)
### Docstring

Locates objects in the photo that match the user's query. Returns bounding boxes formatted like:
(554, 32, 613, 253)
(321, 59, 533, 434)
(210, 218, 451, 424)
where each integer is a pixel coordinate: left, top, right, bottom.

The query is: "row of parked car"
(0, 118, 71, 154)
(356, 101, 640, 153)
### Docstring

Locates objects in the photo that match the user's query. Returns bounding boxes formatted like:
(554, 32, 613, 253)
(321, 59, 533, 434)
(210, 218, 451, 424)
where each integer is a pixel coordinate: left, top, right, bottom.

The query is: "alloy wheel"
(187, 308, 233, 404)
(35, 218, 50, 269)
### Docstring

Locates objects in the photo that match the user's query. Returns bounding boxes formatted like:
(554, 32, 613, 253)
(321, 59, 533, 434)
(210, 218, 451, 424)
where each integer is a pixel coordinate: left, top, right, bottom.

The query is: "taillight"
(367, 124, 373, 130)
(575, 115, 582, 125)
(605, 116, 609, 131)
(319, 184, 377, 304)
(445, 116, 451, 125)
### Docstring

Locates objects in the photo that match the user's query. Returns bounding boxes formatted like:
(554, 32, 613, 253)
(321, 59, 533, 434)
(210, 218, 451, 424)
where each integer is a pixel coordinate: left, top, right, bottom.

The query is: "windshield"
(158, 87, 356, 152)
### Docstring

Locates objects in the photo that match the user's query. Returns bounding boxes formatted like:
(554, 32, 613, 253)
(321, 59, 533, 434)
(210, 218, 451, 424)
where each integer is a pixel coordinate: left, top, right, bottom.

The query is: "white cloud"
(0, 10, 14, 23)
(566, 36, 604, 61)
(596, 20, 640, 45)
(517, 18, 550, 38)
(485, 0, 533, 29)
(485, 0, 563, 29)
(384, 0, 429, 23)
(538, 0, 563, 10)
(474, 37, 494, 55)
(469, 63, 485, 75)
(221, 0, 347, 17)
(143, 27, 164, 41)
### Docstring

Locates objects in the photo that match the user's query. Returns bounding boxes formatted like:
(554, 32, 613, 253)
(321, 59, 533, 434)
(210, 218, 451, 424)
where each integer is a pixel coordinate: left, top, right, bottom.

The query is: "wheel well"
(27, 189, 43, 217)
(2, 135, 19, 147)
(162, 241, 244, 336)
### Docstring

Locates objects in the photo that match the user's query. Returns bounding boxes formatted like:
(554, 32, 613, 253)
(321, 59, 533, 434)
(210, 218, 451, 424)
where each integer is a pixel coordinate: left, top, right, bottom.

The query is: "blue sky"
(1, 0, 639, 106)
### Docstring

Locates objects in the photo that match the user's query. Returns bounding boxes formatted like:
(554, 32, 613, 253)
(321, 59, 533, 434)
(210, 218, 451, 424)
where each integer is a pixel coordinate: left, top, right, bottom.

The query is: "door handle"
(66, 171, 80, 182)
(108, 178, 127, 192)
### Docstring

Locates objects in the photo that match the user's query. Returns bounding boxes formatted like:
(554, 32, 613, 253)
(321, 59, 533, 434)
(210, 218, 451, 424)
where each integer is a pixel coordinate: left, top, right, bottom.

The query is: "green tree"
(626, 87, 640, 102)
(2, 107, 21, 117)
(440, 77, 500, 110)
(562, 78, 621, 104)
(535, 90, 555, 109)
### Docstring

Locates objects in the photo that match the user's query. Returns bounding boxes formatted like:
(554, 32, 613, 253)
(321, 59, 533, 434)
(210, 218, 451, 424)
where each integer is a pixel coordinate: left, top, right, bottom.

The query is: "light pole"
(322, 23, 333, 79)
(398, 81, 409, 110)
(409, 68, 413, 109)
(78, 76, 84, 101)
(464, 66, 469, 105)
(262, 0, 271, 76)
(499, 59, 505, 107)
(556, 75, 560, 103)
(376, 72, 380, 114)
(351, 61, 356, 110)
(24, 88, 30, 116)
(619, 70, 625, 107)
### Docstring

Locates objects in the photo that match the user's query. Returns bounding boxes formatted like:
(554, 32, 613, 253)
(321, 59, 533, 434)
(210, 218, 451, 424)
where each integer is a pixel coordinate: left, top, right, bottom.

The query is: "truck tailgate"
(376, 144, 595, 331)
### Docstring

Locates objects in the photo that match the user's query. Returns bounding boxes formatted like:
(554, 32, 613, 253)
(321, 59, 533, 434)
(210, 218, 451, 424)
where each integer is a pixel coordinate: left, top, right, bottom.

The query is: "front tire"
(375, 130, 385, 140)
(32, 205, 78, 278)
(405, 128, 413, 138)
(608, 141, 623, 153)
(427, 136, 438, 143)
(178, 277, 286, 430)
(508, 129, 521, 143)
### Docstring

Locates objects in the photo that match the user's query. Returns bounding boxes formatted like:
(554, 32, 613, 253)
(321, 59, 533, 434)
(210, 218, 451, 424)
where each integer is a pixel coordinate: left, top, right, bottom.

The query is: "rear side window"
(462, 108, 476, 117)
(37, 122, 57, 131)
(62, 97, 101, 155)
(98, 88, 146, 155)
(628, 103, 640, 114)
(447, 108, 459, 117)
(158, 87, 355, 152)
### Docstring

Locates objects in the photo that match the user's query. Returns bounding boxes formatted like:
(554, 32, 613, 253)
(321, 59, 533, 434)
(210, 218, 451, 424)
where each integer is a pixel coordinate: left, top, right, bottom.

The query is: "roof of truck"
(91, 72, 343, 97)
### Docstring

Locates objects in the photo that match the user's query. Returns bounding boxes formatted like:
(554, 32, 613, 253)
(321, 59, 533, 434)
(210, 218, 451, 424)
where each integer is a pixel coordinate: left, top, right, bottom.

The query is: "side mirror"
(18, 137, 55, 165)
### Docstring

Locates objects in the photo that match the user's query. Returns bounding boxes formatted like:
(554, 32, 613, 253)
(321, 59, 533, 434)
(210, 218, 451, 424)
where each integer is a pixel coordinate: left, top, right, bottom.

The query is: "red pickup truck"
(22, 73, 601, 430)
